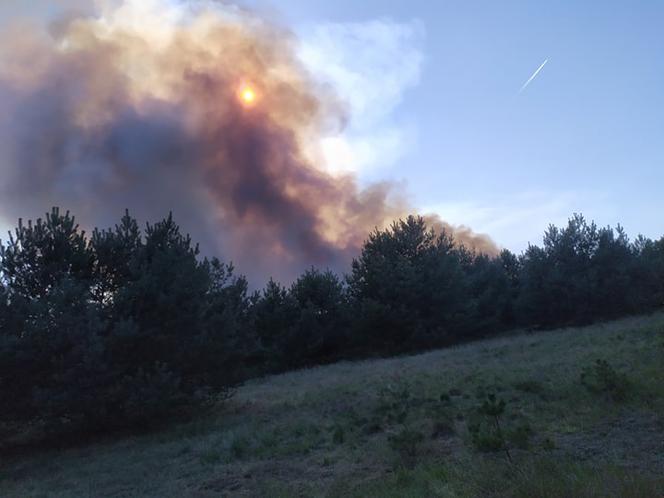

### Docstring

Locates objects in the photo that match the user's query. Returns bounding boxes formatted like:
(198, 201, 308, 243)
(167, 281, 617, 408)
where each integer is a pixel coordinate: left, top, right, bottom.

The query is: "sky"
(1, 0, 663, 252)
(269, 0, 664, 250)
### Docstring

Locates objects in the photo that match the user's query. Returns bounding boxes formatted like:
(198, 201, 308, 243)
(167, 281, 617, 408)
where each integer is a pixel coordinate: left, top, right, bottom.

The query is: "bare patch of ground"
(555, 410, 664, 475)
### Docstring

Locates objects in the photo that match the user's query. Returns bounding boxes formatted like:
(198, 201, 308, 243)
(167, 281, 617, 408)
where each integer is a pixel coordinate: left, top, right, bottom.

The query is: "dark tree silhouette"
(1, 208, 663, 444)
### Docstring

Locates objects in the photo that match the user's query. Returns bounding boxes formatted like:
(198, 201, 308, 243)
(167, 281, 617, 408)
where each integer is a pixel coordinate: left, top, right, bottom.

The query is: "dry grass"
(2, 313, 664, 497)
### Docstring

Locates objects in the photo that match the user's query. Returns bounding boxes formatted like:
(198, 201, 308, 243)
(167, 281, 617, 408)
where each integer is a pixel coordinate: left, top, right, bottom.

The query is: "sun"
(238, 84, 257, 106)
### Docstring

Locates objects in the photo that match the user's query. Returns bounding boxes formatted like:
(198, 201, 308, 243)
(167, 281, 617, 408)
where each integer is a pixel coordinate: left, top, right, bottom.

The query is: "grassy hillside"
(2, 313, 664, 497)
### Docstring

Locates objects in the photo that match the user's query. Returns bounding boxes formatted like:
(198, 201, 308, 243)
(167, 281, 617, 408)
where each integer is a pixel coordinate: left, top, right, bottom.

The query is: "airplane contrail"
(519, 59, 548, 94)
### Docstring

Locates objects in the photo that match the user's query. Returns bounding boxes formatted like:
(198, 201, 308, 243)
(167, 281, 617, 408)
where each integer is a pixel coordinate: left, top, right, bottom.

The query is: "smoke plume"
(0, 0, 496, 283)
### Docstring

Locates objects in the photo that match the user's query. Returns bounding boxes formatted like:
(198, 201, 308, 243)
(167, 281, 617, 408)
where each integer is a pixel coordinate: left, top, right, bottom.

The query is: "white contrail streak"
(519, 59, 548, 94)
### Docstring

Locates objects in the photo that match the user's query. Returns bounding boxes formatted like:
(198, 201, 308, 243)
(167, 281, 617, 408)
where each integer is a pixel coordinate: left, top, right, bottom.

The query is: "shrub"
(513, 380, 545, 395)
(468, 394, 512, 462)
(374, 381, 427, 467)
(388, 428, 425, 467)
(580, 359, 630, 402)
(507, 422, 534, 450)
(331, 425, 345, 445)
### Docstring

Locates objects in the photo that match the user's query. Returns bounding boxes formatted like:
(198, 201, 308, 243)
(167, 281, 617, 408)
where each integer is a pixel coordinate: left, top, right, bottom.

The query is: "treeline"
(1, 209, 663, 439)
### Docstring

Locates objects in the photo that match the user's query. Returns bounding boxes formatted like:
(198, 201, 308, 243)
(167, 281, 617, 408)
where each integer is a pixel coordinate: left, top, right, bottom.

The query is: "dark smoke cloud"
(0, 0, 497, 283)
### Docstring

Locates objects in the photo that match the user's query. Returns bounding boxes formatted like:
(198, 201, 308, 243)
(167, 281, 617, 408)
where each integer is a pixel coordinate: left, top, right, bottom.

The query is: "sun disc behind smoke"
(238, 83, 257, 106)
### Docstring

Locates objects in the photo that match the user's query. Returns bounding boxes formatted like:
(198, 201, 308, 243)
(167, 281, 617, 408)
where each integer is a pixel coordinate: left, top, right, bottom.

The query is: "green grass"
(2, 313, 664, 497)
(327, 458, 664, 498)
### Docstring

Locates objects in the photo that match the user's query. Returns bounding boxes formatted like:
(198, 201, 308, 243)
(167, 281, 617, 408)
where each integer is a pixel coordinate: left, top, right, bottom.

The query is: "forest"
(1, 208, 663, 442)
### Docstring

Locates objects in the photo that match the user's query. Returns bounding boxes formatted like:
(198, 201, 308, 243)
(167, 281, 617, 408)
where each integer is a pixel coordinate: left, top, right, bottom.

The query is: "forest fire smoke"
(0, 0, 496, 282)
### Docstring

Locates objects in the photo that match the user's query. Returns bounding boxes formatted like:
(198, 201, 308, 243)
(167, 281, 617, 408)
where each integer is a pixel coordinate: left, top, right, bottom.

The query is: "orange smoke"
(0, 0, 496, 282)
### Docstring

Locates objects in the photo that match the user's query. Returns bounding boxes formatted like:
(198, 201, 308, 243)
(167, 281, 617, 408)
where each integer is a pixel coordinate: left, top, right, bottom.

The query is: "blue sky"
(1, 0, 663, 252)
(268, 0, 664, 250)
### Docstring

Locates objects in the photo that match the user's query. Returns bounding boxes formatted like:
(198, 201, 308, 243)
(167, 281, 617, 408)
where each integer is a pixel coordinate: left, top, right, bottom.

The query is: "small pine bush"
(388, 428, 425, 467)
(580, 359, 630, 402)
(468, 393, 533, 462)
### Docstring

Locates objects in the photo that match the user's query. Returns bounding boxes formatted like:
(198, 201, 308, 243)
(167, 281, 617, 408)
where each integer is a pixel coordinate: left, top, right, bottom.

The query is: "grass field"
(2, 313, 664, 497)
